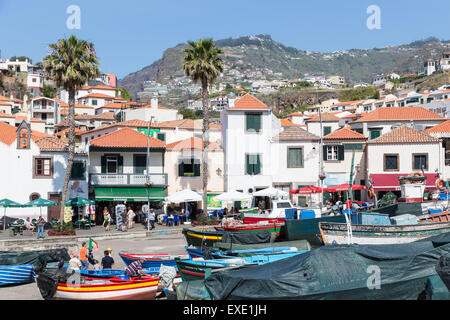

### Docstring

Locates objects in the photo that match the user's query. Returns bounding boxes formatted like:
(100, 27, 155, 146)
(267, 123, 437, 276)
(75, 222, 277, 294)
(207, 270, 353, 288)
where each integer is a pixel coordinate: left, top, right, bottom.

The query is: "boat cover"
(371, 202, 424, 217)
(36, 268, 75, 300)
(200, 232, 450, 300)
(183, 228, 272, 247)
(436, 254, 450, 291)
(0, 249, 70, 272)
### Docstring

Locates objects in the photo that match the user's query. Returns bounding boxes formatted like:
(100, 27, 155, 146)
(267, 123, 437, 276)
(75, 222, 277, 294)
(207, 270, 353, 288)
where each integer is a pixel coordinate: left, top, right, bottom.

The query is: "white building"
(123, 97, 181, 123)
(0, 121, 88, 220)
(29, 96, 61, 134)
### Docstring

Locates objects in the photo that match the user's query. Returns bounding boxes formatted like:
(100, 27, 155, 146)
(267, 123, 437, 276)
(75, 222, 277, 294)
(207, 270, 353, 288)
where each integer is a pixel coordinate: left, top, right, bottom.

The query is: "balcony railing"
(89, 173, 168, 187)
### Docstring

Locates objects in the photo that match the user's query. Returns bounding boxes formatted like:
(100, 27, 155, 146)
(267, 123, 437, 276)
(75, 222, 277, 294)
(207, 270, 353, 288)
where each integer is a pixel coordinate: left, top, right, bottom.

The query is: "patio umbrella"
(23, 198, 58, 220)
(65, 197, 95, 207)
(325, 183, 367, 193)
(252, 187, 289, 198)
(214, 190, 252, 202)
(166, 189, 203, 203)
(0, 199, 23, 231)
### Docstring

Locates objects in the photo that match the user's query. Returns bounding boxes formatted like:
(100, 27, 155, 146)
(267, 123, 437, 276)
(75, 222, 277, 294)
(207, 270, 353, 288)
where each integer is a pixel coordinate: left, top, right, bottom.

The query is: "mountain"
(119, 35, 450, 97)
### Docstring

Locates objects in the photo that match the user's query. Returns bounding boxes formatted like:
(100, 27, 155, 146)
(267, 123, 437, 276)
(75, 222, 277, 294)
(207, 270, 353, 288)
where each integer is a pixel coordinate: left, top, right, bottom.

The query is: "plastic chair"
(167, 217, 174, 227)
(173, 215, 180, 226)
(163, 215, 168, 225)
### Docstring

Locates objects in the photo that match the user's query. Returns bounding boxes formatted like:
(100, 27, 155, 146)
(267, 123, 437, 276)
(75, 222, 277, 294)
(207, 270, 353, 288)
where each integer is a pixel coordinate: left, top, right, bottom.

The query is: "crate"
(300, 210, 315, 220)
(428, 208, 443, 215)
(351, 212, 391, 225)
(390, 214, 418, 225)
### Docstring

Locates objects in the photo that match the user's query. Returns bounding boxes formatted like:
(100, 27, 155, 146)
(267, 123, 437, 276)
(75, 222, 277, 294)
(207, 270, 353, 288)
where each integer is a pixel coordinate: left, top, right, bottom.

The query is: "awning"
(94, 187, 166, 202)
(370, 174, 438, 191)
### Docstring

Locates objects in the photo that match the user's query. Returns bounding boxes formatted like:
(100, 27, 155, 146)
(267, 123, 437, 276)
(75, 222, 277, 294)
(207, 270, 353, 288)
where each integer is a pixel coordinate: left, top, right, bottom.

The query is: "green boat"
(182, 228, 272, 248)
(284, 215, 347, 246)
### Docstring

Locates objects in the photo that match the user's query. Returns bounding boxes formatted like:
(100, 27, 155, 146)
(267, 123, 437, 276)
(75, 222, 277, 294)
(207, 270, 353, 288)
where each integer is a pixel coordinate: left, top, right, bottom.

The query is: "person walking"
(101, 250, 115, 270)
(80, 242, 89, 270)
(127, 207, 135, 229)
(149, 208, 155, 230)
(102, 207, 111, 231)
(36, 216, 46, 240)
(124, 258, 151, 278)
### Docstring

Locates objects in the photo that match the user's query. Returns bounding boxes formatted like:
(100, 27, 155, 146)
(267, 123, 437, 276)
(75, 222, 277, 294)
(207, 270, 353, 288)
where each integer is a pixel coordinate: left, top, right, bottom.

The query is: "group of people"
(68, 243, 150, 279)
(22, 216, 46, 240)
(101, 206, 157, 232)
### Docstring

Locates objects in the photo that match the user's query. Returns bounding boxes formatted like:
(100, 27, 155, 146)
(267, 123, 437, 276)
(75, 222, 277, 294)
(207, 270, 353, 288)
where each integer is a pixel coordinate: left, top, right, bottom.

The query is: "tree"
(43, 85, 56, 98)
(183, 39, 224, 217)
(43, 35, 100, 222)
(116, 87, 132, 101)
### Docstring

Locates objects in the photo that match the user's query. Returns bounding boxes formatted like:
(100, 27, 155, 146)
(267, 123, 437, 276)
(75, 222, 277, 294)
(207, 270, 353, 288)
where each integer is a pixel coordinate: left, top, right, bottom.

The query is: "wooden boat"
(53, 276, 159, 300)
(284, 214, 348, 246)
(175, 251, 307, 281)
(0, 264, 35, 286)
(119, 252, 189, 268)
(214, 222, 285, 236)
(319, 221, 450, 245)
(182, 228, 224, 248)
(418, 211, 450, 223)
(185, 245, 300, 259)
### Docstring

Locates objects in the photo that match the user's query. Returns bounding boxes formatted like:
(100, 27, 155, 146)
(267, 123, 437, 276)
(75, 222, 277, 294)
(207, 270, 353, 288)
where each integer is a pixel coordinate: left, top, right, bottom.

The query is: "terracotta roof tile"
(306, 113, 341, 122)
(280, 119, 302, 127)
(354, 107, 443, 123)
(0, 122, 50, 146)
(78, 93, 115, 100)
(35, 136, 67, 151)
(369, 125, 439, 144)
(56, 128, 86, 136)
(230, 94, 269, 110)
(90, 127, 165, 149)
(424, 120, 450, 133)
(288, 112, 303, 117)
(166, 137, 220, 151)
(0, 112, 15, 118)
(274, 126, 320, 141)
(324, 126, 366, 140)
(80, 85, 116, 91)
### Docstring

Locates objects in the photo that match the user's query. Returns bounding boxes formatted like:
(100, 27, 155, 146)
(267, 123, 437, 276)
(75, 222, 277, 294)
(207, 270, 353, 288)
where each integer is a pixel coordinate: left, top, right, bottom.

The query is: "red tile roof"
(0, 122, 50, 146)
(369, 125, 439, 144)
(274, 126, 320, 141)
(0, 112, 15, 118)
(280, 119, 302, 127)
(90, 127, 165, 149)
(78, 93, 115, 100)
(288, 112, 303, 117)
(35, 136, 67, 151)
(230, 94, 269, 110)
(56, 128, 86, 136)
(424, 120, 450, 133)
(324, 126, 366, 140)
(80, 85, 116, 91)
(306, 113, 341, 122)
(353, 107, 443, 122)
(166, 137, 220, 151)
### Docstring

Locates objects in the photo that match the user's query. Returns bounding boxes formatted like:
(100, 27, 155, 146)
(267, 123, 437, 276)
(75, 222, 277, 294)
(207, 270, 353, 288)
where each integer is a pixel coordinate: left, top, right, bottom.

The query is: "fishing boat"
(185, 245, 299, 260)
(175, 251, 307, 281)
(119, 252, 189, 268)
(182, 228, 272, 248)
(37, 271, 159, 300)
(319, 221, 450, 245)
(0, 264, 35, 286)
(214, 221, 285, 237)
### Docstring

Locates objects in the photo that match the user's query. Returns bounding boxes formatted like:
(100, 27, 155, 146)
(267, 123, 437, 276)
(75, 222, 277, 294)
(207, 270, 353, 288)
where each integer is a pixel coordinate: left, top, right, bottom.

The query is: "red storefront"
(371, 173, 439, 200)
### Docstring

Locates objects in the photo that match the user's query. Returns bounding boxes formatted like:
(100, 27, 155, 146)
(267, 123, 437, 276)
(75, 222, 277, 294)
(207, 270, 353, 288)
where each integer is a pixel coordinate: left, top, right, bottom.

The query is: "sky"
(1, 0, 450, 79)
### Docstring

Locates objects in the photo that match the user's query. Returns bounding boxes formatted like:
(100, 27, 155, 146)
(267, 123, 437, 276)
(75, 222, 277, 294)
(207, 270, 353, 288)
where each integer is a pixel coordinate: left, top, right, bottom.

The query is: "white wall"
(307, 121, 341, 137)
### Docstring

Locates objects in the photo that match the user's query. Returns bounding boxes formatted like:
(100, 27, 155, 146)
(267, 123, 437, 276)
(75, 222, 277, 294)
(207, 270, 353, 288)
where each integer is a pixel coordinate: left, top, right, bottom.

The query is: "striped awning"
(94, 187, 166, 202)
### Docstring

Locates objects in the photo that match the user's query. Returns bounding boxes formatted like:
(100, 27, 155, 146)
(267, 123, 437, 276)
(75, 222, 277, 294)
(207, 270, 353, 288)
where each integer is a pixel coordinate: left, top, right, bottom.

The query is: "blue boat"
(0, 264, 35, 286)
(186, 246, 300, 259)
(77, 267, 162, 279)
(119, 251, 190, 268)
(175, 251, 308, 281)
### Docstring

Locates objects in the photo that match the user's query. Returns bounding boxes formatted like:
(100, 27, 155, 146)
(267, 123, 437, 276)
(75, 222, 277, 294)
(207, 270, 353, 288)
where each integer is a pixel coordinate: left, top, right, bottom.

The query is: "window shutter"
(178, 161, 184, 177)
(254, 155, 261, 174)
(246, 155, 251, 175)
(118, 156, 123, 173)
(338, 145, 344, 161)
(254, 114, 261, 132)
(323, 146, 327, 161)
(194, 163, 201, 176)
(101, 156, 106, 174)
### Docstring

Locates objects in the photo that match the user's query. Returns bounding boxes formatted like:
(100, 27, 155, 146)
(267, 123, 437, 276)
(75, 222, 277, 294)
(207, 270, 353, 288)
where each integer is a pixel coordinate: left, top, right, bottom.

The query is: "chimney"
(151, 96, 158, 109)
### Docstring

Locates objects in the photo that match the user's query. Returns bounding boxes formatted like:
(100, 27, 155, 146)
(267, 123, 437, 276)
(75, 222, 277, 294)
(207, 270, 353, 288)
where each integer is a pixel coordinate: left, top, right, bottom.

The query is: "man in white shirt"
(24, 217, 35, 234)
(69, 253, 82, 270)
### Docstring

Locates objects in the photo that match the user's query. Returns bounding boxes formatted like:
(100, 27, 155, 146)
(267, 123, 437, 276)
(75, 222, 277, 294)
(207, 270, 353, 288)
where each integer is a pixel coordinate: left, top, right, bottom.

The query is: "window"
(276, 202, 292, 208)
(370, 129, 381, 140)
(246, 113, 261, 133)
(157, 133, 166, 142)
(106, 156, 118, 174)
(92, 100, 98, 106)
(178, 158, 200, 177)
(70, 161, 86, 180)
(41, 113, 47, 120)
(35, 158, 52, 177)
(246, 154, 261, 175)
(323, 126, 332, 136)
(101, 155, 122, 174)
(413, 154, 428, 170)
(324, 145, 344, 161)
(287, 147, 303, 168)
(134, 155, 147, 174)
(384, 154, 399, 171)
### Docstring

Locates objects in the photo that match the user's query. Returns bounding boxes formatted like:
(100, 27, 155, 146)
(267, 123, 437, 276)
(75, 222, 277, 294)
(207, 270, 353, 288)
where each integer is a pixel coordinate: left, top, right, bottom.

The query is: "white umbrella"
(214, 191, 252, 202)
(165, 189, 202, 203)
(252, 187, 289, 198)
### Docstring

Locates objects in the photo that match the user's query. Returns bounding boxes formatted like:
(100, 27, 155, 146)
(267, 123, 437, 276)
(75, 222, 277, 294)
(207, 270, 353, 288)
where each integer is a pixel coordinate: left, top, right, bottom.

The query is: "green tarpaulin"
(94, 187, 165, 202)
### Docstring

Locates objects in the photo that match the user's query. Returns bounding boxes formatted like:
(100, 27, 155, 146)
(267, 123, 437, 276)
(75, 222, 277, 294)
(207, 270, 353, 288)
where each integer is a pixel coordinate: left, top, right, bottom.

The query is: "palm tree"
(183, 39, 224, 217)
(43, 35, 100, 223)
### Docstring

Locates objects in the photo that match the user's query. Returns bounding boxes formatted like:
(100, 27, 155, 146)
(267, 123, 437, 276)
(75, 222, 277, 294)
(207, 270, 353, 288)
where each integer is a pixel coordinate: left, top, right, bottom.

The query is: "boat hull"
(243, 215, 284, 224)
(54, 278, 159, 300)
(284, 215, 347, 246)
(182, 228, 224, 248)
(119, 252, 189, 268)
(0, 264, 35, 286)
(214, 223, 285, 237)
(319, 221, 450, 245)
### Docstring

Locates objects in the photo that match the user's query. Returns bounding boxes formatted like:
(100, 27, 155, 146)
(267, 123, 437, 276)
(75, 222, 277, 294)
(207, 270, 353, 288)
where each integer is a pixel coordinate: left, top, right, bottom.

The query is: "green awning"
(94, 187, 166, 202)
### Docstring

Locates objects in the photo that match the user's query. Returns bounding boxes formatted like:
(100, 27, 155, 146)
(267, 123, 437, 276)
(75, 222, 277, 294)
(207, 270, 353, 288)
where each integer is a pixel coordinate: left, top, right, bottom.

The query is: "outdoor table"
(10, 224, 24, 236)
(75, 219, 91, 230)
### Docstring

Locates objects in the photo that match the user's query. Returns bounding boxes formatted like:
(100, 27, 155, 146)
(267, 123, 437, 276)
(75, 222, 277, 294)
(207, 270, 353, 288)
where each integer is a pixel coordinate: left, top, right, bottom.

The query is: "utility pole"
(145, 116, 155, 231)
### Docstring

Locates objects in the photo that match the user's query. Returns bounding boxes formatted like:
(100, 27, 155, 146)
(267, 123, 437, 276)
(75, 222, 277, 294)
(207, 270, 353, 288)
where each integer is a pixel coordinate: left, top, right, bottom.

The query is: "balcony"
(89, 173, 168, 187)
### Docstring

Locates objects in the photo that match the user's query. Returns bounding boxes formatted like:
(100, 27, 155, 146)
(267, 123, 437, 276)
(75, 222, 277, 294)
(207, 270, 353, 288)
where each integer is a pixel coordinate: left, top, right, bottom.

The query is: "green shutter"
(246, 114, 261, 132)
(118, 156, 123, 173)
(338, 145, 345, 161)
(101, 156, 106, 174)
(194, 163, 201, 177)
(370, 130, 381, 140)
(324, 126, 331, 136)
(178, 160, 184, 177)
(323, 146, 327, 161)
(254, 114, 261, 132)
(246, 154, 251, 174)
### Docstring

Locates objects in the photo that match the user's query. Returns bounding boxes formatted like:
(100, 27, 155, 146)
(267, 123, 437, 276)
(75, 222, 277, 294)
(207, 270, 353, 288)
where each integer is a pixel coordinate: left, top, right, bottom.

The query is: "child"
(93, 259, 101, 271)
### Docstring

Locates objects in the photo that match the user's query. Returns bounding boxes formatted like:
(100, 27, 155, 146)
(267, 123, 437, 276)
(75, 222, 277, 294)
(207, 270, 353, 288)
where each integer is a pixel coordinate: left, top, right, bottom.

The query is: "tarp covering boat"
(182, 228, 272, 248)
(197, 233, 450, 300)
(436, 254, 450, 291)
(0, 249, 70, 272)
